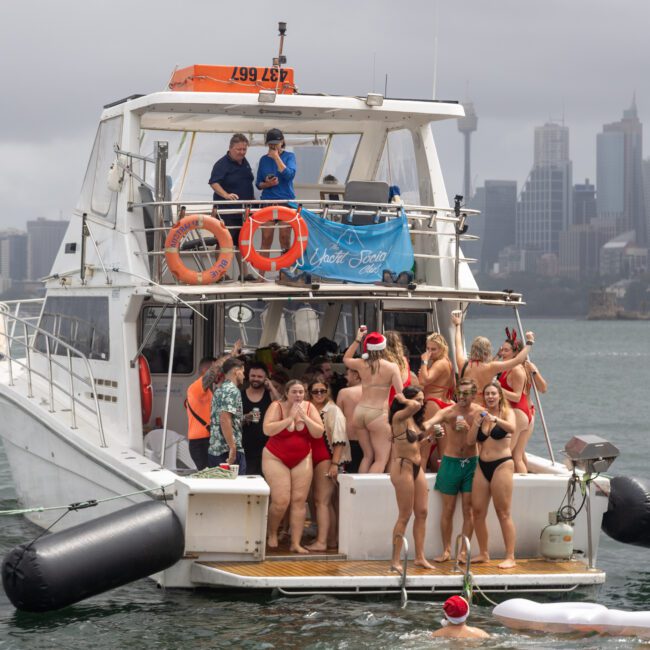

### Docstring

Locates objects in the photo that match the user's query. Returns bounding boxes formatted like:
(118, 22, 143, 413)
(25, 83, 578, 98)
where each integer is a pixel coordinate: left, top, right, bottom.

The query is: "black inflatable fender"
(602, 476, 650, 548)
(2, 500, 184, 612)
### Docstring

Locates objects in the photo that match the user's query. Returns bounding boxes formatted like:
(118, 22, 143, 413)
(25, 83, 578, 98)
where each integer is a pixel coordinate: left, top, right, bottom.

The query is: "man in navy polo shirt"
(209, 134, 255, 265)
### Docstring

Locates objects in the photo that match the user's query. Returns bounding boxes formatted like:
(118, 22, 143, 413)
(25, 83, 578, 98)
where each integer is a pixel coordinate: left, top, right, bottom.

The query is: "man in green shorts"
(424, 378, 483, 562)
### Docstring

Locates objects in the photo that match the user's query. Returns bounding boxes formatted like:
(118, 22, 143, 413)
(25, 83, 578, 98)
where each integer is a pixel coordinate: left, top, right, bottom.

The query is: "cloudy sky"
(1, 0, 648, 228)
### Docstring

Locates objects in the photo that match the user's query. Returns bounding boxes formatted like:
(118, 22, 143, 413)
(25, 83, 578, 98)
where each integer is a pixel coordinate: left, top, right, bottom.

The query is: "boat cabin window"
(320, 134, 361, 186)
(375, 129, 421, 204)
(76, 117, 123, 223)
(225, 301, 355, 351)
(383, 309, 430, 370)
(37, 296, 110, 360)
(138, 129, 361, 205)
(141, 306, 194, 374)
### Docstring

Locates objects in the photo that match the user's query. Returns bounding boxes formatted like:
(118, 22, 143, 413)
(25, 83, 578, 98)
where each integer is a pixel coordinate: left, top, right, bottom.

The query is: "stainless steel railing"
(0, 300, 106, 447)
(128, 198, 480, 287)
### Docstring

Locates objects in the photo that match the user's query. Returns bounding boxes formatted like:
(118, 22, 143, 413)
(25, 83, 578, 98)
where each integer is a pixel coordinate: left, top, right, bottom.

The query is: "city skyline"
(1, 1, 649, 228)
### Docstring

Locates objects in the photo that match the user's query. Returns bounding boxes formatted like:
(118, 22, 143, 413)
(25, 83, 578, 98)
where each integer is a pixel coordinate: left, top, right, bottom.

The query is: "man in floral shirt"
(208, 358, 246, 471)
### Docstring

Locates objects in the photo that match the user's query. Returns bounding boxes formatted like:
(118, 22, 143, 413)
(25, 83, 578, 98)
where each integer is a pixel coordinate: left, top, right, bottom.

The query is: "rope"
(469, 573, 499, 607)
(0, 484, 174, 517)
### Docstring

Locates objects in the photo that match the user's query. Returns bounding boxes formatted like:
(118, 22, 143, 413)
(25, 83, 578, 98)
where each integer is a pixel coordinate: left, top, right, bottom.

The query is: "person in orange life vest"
(186, 340, 242, 469)
(186, 357, 220, 470)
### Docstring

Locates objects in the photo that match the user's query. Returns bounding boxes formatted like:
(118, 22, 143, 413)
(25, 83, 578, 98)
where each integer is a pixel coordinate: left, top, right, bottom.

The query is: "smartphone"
(265, 174, 277, 181)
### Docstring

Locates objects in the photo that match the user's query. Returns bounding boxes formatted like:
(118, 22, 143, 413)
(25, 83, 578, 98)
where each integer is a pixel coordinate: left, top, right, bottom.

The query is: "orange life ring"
(138, 354, 153, 425)
(164, 215, 234, 285)
(239, 206, 309, 272)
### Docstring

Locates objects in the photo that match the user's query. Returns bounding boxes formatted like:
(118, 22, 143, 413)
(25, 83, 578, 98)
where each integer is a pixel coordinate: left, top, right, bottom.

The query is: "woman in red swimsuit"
(305, 379, 351, 552)
(385, 331, 417, 406)
(497, 330, 532, 474)
(262, 379, 325, 554)
(520, 359, 548, 471)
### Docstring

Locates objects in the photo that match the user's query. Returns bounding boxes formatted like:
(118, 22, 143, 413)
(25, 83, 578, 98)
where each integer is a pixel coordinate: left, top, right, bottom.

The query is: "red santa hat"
(362, 332, 386, 359)
(442, 595, 469, 625)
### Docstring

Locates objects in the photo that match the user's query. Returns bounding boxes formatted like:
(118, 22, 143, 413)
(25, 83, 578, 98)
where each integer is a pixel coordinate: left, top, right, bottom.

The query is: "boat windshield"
(138, 130, 362, 205)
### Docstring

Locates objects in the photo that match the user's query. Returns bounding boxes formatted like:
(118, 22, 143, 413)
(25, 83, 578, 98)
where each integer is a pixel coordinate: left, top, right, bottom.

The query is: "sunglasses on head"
(311, 388, 327, 395)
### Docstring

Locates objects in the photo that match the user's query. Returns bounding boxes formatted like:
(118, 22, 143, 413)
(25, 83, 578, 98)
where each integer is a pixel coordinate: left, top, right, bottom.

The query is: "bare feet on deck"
(305, 542, 327, 552)
(434, 551, 451, 562)
(472, 553, 490, 563)
(390, 564, 403, 573)
(414, 558, 435, 570)
(267, 535, 279, 549)
(498, 558, 516, 569)
(290, 545, 310, 555)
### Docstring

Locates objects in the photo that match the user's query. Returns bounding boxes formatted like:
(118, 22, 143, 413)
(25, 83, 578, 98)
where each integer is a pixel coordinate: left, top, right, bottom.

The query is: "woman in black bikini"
(389, 385, 435, 572)
(467, 381, 517, 569)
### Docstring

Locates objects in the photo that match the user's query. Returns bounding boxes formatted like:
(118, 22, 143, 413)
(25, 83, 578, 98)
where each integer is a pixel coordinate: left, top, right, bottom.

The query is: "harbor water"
(1, 318, 649, 648)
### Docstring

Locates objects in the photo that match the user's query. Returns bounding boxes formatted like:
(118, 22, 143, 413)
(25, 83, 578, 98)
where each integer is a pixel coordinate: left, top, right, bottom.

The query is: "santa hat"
(362, 332, 386, 359)
(441, 595, 469, 626)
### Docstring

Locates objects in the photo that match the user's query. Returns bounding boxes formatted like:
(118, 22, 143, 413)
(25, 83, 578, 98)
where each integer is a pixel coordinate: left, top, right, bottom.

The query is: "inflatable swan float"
(493, 598, 650, 638)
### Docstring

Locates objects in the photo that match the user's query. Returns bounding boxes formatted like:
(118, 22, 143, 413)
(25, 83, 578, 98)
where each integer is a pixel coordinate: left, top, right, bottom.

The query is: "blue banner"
(295, 207, 414, 283)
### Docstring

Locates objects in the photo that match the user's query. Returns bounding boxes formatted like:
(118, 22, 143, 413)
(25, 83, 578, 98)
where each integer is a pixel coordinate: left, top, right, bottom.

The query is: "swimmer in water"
(430, 595, 489, 639)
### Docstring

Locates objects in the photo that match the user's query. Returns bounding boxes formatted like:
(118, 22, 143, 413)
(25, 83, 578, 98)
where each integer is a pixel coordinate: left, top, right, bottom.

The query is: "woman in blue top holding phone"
(255, 129, 297, 269)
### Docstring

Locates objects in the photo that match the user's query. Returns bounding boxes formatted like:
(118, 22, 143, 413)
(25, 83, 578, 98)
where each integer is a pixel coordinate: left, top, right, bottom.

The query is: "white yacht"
(0, 54, 614, 601)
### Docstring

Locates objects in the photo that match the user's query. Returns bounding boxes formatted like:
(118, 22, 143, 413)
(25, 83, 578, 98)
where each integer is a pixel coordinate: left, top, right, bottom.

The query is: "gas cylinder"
(540, 512, 574, 560)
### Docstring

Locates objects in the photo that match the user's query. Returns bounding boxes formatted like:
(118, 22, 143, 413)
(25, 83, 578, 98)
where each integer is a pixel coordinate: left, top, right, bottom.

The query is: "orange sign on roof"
(169, 65, 296, 94)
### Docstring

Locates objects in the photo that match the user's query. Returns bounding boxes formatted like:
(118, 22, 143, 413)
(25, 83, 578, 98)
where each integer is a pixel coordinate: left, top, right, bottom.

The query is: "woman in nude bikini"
(466, 381, 517, 569)
(389, 385, 435, 572)
(306, 379, 351, 552)
(344, 330, 403, 473)
(262, 379, 325, 554)
(452, 312, 535, 405)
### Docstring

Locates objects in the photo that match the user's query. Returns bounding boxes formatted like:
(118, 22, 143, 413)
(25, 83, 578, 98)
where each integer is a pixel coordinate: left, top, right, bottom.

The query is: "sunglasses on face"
(311, 389, 327, 395)
(457, 390, 474, 397)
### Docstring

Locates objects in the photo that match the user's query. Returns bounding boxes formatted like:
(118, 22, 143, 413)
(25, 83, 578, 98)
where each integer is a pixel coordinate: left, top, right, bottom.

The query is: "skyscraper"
(479, 181, 517, 273)
(517, 123, 572, 255)
(596, 97, 646, 244)
(572, 179, 597, 226)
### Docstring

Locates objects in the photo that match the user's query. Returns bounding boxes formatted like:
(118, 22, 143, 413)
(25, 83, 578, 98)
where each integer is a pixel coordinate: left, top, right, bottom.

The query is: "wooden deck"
(190, 556, 605, 593)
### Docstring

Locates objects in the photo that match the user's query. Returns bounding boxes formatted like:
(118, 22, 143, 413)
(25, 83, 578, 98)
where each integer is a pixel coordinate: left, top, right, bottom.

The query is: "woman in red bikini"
(419, 332, 455, 416)
(262, 379, 325, 554)
(452, 312, 534, 406)
(305, 379, 351, 552)
(497, 329, 533, 474)
(467, 381, 517, 569)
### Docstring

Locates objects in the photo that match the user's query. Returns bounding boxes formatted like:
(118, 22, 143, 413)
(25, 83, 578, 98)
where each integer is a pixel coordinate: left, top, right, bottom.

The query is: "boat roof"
(136, 280, 524, 308)
(103, 90, 465, 131)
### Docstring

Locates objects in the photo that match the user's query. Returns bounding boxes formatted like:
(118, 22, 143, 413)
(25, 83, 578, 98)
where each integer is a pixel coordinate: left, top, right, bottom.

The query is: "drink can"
(251, 407, 261, 423)
(455, 415, 464, 431)
(359, 325, 367, 333)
